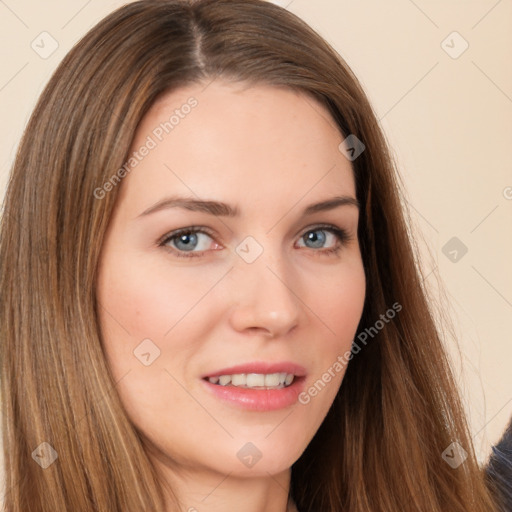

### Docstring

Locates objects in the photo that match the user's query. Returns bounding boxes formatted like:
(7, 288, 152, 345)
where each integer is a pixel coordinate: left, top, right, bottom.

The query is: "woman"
(0, 0, 499, 510)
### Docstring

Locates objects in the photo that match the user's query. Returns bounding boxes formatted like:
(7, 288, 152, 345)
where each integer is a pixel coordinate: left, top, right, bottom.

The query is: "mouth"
(200, 363, 308, 411)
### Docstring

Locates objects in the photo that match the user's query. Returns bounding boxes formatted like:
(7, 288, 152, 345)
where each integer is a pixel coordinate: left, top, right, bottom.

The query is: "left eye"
(159, 225, 349, 258)
(297, 228, 344, 250)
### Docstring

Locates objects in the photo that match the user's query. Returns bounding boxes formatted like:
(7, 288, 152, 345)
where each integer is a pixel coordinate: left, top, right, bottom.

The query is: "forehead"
(117, 80, 356, 217)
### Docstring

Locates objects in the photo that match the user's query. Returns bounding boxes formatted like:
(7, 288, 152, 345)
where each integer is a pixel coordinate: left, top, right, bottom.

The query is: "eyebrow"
(137, 194, 360, 219)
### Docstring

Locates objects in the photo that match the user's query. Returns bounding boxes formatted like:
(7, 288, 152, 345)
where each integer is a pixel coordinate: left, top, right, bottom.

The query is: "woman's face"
(96, 79, 365, 481)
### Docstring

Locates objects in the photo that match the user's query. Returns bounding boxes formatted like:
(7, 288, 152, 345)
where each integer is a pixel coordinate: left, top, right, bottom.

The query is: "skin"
(96, 79, 366, 512)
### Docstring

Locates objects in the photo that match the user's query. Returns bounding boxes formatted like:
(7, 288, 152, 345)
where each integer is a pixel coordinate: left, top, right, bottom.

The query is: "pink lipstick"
(201, 361, 307, 412)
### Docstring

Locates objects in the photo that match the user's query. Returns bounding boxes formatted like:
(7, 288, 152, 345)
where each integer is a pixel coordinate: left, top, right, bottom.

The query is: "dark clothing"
(486, 417, 512, 511)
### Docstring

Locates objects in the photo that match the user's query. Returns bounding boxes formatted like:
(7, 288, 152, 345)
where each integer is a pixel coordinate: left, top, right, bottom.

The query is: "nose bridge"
(227, 235, 301, 336)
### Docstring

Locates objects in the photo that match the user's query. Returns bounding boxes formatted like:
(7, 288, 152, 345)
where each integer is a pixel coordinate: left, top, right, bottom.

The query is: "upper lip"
(202, 361, 307, 379)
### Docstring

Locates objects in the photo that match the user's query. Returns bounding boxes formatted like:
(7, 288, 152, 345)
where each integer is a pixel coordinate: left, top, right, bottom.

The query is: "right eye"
(158, 226, 222, 258)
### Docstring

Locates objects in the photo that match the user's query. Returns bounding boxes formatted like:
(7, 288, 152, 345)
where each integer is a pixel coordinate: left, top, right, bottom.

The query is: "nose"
(227, 250, 301, 338)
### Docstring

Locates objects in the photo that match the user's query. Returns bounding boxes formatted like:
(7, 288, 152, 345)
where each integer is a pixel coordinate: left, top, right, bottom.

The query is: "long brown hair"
(0, 1, 498, 510)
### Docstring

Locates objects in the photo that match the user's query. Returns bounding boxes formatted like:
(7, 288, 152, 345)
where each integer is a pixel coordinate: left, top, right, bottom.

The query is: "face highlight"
(96, 80, 365, 489)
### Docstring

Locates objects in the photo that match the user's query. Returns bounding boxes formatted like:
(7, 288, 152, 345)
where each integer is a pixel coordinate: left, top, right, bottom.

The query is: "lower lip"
(201, 376, 307, 412)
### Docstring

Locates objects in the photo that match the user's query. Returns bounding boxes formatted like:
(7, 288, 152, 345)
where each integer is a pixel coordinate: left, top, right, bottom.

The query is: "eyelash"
(157, 224, 351, 259)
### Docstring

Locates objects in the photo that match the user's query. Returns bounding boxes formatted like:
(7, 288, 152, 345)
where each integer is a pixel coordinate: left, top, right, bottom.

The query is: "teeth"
(232, 374, 246, 386)
(247, 373, 264, 387)
(218, 375, 231, 386)
(263, 373, 279, 387)
(207, 372, 296, 389)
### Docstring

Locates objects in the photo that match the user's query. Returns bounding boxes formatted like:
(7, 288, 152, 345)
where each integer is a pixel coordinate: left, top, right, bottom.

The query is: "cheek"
(303, 259, 365, 397)
(95, 253, 215, 442)
(95, 249, 230, 407)
(311, 258, 366, 347)
(97, 251, 221, 343)
(290, 264, 365, 448)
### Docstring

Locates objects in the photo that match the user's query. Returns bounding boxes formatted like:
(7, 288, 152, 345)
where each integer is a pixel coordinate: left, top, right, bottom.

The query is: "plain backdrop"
(0, 0, 510, 483)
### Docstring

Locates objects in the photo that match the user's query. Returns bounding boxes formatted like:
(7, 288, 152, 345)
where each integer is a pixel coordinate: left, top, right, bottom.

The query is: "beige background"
(0, 0, 510, 484)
